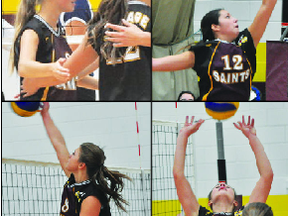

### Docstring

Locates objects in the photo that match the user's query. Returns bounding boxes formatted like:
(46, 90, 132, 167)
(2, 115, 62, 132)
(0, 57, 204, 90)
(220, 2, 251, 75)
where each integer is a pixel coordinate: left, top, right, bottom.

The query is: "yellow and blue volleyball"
(205, 102, 239, 120)
(11, 102, 41, 117)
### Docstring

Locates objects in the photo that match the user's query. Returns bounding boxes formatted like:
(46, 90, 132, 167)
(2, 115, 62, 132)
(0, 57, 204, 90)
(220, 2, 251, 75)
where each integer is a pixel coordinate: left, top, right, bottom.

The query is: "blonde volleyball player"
(21, 0, 151, 101)
(40, 102, 130, 216)
(153, 0, 277, 101)
(10, 0, 98, 101)
(173, 116, 273, 216)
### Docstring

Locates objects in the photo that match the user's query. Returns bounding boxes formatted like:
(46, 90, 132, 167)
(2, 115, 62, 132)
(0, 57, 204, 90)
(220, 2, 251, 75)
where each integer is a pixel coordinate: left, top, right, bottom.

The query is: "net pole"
(216, 121, 227, 184)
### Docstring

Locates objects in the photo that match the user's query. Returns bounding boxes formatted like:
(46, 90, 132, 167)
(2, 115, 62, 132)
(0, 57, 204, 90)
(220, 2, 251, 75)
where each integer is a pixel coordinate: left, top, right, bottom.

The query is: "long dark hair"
(242, 202, 273, 216)
(87, 0, 128, 64)
(201, 8, 223, 42)
(79, 142, 131, 212)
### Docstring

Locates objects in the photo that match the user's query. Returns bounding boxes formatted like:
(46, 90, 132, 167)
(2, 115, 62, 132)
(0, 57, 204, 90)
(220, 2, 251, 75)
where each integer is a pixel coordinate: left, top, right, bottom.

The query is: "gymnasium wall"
(2, 102, 151, 169)
(152, 102, 288, 215)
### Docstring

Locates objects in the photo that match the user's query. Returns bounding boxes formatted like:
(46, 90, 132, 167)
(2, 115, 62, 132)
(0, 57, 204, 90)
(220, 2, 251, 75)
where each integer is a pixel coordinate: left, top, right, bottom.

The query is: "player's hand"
(233, 115, 257, 138)
(105, 19, 144, 47)
(40, 102, 50, 116)
(20, 78, 40, 97)
(51, 58, 70, 81)
(180, 116, 205, 137)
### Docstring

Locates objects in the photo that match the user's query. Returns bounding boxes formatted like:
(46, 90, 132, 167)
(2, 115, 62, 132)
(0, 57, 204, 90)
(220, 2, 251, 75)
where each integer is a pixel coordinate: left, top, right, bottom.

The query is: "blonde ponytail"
(9, 0, 40, 74)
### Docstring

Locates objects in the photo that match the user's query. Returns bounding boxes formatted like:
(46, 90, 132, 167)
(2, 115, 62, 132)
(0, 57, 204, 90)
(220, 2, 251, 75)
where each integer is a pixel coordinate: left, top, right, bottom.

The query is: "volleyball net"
(2, 159, 150, 216)
(152, 120, 195, 216)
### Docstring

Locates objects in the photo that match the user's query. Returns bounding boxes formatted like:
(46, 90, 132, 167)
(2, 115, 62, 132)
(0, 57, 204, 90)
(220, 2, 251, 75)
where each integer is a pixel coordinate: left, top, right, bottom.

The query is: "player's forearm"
(139, 32, 151, 47)
(18, 61, 55, 78)
(77, 76, 98, 90)
(249, 135, 273, 179)
(41, 111, 66, 150)
(173, 133, 189, 177)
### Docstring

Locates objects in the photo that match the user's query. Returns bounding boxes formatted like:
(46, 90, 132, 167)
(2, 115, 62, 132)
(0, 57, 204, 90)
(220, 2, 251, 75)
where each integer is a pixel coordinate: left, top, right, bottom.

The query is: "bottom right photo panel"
(152, 102, 288, 216)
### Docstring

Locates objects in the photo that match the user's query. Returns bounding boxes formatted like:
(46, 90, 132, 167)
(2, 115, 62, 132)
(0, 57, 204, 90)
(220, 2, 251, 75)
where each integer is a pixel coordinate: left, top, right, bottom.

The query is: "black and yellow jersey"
(189, 28, 256, 101)
(14, 15, 77, 101)
(90, 0, 151, 101)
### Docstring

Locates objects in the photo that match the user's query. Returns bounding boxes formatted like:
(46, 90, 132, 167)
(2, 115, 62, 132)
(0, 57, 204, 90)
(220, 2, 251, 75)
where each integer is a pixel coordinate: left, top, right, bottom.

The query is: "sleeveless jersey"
(189, 28, 256, 101)
(14, 15, 77, 101)
(90, 1, 151, 101)
(60, 174, 111, 216)
(198, 206, 244, 216)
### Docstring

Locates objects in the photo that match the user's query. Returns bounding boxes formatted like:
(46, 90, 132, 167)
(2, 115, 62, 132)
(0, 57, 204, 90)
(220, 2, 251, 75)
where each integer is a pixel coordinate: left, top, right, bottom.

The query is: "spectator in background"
(178, 91, 195, 101)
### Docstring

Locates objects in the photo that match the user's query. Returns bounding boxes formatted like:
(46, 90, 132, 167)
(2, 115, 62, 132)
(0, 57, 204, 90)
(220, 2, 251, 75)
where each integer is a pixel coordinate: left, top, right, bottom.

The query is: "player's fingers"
(105, 23, 126, 32)
(121, 19, 133, 27)
(251, 118, 255, 127)
(191, 116, 195, 124)
(112, 43, 125, 48)
(105, 31, 123, 38)
(185, 116, 189, 125)
(247, 116, 251, 125)
(233, 122, 241, 130)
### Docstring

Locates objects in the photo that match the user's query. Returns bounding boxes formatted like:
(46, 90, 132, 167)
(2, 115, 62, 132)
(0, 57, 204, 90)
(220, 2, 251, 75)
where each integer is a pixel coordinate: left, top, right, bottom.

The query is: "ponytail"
(79, 143, 131, 212)
(9, 0, 40, 74)
(94, 165, 131, 212)
(87, 0, 127, 64)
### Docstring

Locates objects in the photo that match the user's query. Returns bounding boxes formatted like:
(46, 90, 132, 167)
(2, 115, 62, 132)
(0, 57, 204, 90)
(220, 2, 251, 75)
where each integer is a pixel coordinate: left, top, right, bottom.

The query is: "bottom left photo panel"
(2, 102, 151, 216)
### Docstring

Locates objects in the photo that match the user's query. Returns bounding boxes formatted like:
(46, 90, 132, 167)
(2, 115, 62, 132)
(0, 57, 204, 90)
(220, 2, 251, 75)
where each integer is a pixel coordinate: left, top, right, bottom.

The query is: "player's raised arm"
(173, 116, 205, 216)
(233, 116, 273, 203)
(248, 0, 277, 47)
(152, 51, 195, 72)
(40, 102, 71, 177)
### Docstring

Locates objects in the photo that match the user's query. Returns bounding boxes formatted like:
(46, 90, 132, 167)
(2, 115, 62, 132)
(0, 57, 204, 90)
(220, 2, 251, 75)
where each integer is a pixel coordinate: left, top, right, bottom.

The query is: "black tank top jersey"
(198, 206, 244, 216)
(14, 15, 77, 101)
(90, 1, 151, 101)
(189, 28, 256, 101)
(60, 174, 111, 216)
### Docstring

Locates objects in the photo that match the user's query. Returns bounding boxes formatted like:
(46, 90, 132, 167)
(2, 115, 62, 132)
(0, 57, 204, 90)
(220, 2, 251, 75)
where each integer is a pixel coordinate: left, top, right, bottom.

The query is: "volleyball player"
(242, 202, 273, 216)
(40, 102, 130, 215)
(21, 0, 151, 101)
(173, 116, 273, 216)
(10, 0, 76, 100)
(153, 0, 277, 101)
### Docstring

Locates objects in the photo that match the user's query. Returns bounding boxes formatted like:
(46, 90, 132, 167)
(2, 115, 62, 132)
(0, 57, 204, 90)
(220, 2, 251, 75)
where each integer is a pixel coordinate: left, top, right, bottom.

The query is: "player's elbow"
(173, 167, 185, 182)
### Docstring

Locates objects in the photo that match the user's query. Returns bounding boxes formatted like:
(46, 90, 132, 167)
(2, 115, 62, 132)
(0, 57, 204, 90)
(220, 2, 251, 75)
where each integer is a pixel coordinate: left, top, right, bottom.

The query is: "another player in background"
(173, 116, 273, 216)
(153, 0, 277, 101)
(59, 0, 98, 101)
(21, 0, 151, 101)
(40, 102, 131, 216)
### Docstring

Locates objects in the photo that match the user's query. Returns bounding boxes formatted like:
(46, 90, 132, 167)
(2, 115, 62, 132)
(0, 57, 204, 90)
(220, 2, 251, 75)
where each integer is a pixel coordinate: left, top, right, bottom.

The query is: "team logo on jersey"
(75, 191, 85, 202)
(237, 35, 248, 46)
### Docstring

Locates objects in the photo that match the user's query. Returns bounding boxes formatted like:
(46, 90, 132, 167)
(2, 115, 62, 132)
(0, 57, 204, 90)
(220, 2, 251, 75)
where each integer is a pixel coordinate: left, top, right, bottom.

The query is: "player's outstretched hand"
(40, 102, 50, 116)
(180, 116, 205, 137)
(233, 115, 256, 139)
(105, 19, 146, 47)
(52, 58, 70, 82)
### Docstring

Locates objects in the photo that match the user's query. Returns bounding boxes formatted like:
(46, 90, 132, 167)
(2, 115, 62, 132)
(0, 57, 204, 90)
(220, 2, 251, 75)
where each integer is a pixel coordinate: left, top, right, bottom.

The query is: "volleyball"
(11, 102, 41, 117)
(205, 102, 239, 120)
